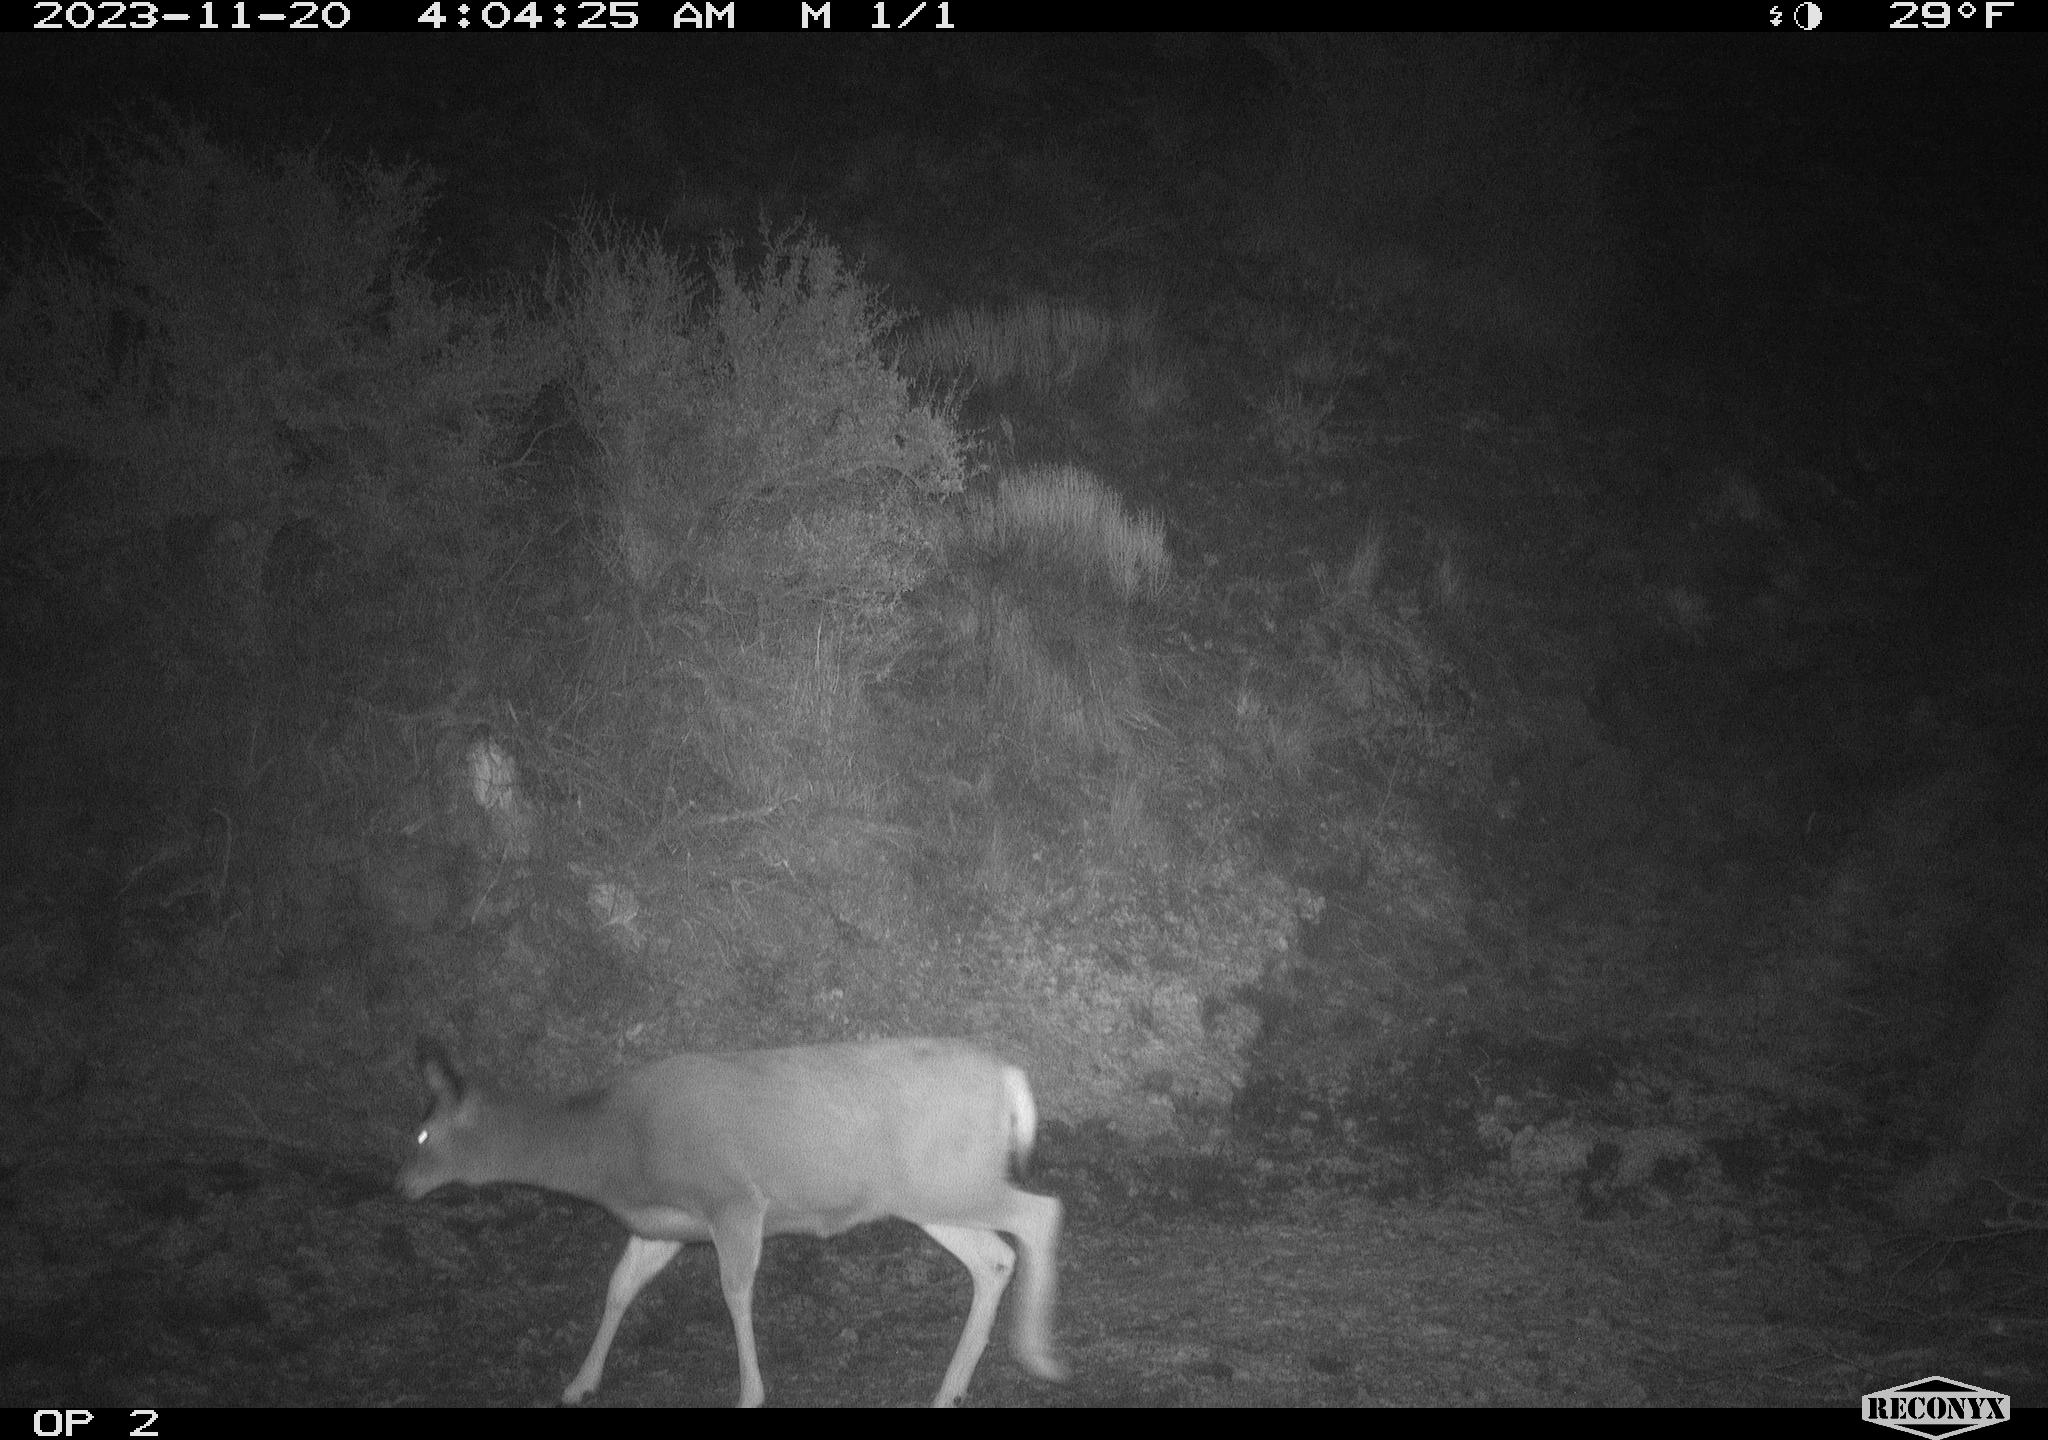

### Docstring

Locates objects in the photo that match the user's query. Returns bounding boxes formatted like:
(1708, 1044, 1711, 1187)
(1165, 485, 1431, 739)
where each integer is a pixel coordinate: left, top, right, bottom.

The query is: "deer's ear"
(415, 1039, 464, 1104)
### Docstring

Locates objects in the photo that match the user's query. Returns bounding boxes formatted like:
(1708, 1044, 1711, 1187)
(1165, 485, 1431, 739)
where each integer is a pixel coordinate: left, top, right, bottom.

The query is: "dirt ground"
(5, 1077, 2018, 1411)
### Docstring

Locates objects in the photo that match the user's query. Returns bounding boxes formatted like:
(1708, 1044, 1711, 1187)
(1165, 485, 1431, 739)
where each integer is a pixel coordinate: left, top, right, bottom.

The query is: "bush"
(557, 216, 965, 592)
(1, 119, 546, 683)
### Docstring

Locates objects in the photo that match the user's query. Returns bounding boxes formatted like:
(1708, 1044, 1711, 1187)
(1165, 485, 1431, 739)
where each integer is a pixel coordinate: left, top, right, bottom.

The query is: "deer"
(398, 1037, 1065, 1407)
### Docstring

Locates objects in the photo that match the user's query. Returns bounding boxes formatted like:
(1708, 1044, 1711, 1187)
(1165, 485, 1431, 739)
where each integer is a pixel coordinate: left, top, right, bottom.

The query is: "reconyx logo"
(1864, 1376, 2010, 1437)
